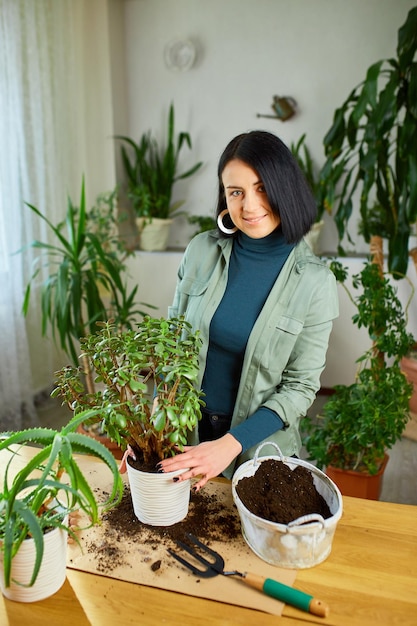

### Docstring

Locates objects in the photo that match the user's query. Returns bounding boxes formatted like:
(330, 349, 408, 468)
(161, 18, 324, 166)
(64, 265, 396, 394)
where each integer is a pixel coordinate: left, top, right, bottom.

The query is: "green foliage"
(116, 103, 203, 220)
(302, 260, 414, 474)
(290, 133, 343, 222)
(322, 7, 417, 275)
(52, 316, 205, 464)
(22, 179, 150, 367)
(187, 214, 216, 237)
(0, 410, 123, 588)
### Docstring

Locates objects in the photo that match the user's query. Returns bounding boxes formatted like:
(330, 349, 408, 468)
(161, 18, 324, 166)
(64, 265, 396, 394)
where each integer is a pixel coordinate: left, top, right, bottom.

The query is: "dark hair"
(216, 130, 317, 242)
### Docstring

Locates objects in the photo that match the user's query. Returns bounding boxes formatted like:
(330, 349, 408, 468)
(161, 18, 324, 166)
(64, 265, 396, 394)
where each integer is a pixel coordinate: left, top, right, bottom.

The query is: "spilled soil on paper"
(82, 459, 331, 575)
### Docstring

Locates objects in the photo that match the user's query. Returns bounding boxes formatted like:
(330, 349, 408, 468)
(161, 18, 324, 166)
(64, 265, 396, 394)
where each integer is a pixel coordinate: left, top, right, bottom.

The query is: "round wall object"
(164, 39, 196, 72)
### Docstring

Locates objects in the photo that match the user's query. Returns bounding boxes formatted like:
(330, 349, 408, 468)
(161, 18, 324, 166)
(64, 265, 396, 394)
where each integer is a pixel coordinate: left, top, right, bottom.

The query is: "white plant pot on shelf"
(136, 217, 173, 251)
(127, 460, 190, 526)
(0, 526, 67, 602)
(304, 220, 324, 255)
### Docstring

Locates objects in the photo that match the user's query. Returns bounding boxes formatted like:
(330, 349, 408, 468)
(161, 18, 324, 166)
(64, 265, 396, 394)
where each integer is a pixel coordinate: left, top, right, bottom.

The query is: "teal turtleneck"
(201, 228, 294, 451)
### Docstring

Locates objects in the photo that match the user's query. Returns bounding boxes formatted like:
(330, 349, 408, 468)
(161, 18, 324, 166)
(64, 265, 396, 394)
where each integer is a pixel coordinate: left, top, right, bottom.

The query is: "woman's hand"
(158, 434, 242, 491)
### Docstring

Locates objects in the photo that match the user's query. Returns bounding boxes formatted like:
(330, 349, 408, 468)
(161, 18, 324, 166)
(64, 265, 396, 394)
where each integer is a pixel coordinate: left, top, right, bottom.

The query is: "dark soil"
(82, 459, 331, 574)
(235, 458, 332, 524)
(101, 484, 241, 546)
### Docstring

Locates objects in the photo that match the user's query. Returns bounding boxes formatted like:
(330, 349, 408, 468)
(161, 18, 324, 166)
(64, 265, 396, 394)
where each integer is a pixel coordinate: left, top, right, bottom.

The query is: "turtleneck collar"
(236, 228, 294, 255)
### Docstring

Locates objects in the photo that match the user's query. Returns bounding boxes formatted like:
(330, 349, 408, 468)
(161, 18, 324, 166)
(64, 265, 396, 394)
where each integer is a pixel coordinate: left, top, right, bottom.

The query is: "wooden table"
(1, 450, 417, 626)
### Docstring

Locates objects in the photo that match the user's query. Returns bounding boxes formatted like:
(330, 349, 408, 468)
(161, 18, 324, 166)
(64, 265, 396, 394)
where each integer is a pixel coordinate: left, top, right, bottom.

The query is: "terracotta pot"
(401, 351, 417, 414)
(325, 454, 389, 500)
(0, 526, 67, 602)
(126, 460, 190, 526)
(76, 423, 123, 460)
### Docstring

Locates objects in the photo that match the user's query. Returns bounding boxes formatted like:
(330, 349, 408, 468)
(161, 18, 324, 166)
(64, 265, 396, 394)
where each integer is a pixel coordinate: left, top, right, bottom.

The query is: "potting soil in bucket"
(232, 443, 343, 569)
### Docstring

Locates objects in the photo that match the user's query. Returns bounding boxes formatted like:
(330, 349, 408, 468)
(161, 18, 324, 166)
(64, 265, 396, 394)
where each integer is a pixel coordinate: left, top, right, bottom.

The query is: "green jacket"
(169, 230, 339, 478)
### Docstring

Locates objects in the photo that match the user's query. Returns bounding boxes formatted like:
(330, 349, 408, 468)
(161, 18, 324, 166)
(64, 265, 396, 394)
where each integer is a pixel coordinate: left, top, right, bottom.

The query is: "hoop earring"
(217, 209, 238, 234)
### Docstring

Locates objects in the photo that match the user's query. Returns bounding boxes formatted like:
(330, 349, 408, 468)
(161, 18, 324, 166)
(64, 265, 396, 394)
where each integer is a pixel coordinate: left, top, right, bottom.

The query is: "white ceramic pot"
(232, 443, 343, 569)
(127, 461, 190, 526)
(136, 217, 173, 251)
(304, 220, 324, 255)
(0, 526, 67, 602)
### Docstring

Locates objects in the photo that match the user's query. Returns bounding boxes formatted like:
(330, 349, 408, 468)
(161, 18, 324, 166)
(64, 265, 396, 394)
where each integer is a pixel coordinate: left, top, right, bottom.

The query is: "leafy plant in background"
(0, 410, 123, 588)
(302, 260, 414, 474)
(52, 316, 205, 467)
(187, 214, 216, 237)
(116, 103, 203, 220)
(22, 179, 151, 392)
(321, 6, 417, 277)
(290, 133, 344, 223)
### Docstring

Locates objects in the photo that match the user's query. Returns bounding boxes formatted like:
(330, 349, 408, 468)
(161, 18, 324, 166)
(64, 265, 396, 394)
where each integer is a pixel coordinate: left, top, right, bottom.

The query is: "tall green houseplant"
(322, 6, 417, 278)
(22, 180, 149, 393)
(117, 103, 203, 221)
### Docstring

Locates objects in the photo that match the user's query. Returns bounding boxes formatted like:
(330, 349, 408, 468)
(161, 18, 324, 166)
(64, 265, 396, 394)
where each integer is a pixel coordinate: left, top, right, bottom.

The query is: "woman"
(159, 130, 338, 490)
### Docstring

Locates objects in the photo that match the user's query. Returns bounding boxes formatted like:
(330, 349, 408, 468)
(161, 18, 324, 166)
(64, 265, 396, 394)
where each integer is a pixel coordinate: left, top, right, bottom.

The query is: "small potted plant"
(302, 260, 414, 499)
(116, 103, 203, 251)
(0, 410, 123, 603)
(52, 315, 205, 526)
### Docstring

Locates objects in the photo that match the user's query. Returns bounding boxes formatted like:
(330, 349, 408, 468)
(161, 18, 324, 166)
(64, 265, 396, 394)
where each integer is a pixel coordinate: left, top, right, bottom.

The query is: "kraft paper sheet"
(66, 457, 297, 616)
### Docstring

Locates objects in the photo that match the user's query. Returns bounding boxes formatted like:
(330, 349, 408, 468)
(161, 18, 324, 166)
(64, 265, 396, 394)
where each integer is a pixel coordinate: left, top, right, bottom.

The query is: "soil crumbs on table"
(235, 459, 332, 524)
(82, 459, 330, 575)
(84, 485, 241, 574)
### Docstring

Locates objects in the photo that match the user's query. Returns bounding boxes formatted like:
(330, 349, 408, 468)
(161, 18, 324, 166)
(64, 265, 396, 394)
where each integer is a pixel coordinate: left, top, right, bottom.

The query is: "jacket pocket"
(260, 315, 304, 372)
(177, 277, 208, 297)
(169, 277, 209, 319)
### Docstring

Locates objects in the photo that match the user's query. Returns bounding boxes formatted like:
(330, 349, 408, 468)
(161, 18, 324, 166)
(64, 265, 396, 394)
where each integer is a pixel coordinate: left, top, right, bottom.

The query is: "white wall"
(110, 0, 417, 389)
(27, 0, 417, 393)
(119, 0, 416, 252)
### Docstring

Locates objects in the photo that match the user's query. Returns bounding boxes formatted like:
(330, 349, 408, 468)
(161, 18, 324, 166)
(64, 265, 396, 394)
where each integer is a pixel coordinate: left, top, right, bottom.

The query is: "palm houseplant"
(302, 259, 414, 499)
(321, 5, 417, 418)
(116, 102, 203, 251)
(0, 411, 123, 602)
(22, 179, 149, 395)
(321, 6, 417, 279)
(52, 315, 205, 526)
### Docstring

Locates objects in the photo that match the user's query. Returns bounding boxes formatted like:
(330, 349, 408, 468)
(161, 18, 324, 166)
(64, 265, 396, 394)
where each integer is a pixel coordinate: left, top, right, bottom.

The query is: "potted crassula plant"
(116, 103, 203, 251)
(52, 315, 205, 526)
(302, 260, 414, 500)
(0, 411, 123, 603)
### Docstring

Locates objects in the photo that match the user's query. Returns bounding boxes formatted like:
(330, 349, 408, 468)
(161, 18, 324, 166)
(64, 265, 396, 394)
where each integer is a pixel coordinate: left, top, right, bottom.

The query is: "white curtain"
(0, 0, 117, 430)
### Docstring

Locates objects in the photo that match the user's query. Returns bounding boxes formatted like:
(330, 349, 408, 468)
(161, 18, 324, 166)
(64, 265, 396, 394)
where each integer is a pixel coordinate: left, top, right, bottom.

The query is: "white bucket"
(0, 526, 67, 602)
(127, 461, 190, 526)
(232, 443, 343, 569)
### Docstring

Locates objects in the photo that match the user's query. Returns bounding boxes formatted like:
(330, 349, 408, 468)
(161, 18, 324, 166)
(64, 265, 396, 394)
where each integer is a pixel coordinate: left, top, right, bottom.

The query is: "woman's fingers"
(159, 434, 242, 488)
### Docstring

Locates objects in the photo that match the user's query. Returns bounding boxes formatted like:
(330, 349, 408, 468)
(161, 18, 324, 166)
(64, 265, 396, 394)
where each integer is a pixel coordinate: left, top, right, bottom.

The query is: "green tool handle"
(242, 572, 329, 618)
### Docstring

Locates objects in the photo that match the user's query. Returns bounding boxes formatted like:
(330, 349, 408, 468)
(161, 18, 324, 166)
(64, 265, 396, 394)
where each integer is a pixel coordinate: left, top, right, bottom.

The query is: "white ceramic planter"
(304, 220, 324, 255)
(136, 217, 173, 251)
(0, 526, 67, 602)
(232, 443, 343, 569)
(127, 461, 190, 526)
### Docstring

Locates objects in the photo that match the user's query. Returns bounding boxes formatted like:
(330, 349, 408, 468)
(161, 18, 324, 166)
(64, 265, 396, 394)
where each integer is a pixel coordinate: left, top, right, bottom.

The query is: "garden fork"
(168, 533, 329, 618)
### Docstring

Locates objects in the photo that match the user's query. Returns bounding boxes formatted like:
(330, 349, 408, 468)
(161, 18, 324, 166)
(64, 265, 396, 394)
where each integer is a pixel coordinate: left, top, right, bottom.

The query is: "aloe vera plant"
(116, 103, 203, 220)
(0, 410, 123, 588)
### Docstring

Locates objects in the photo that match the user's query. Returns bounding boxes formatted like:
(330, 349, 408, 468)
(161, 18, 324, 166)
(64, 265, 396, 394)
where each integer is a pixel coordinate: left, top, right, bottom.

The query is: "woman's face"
(221, 159, 281, 239)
